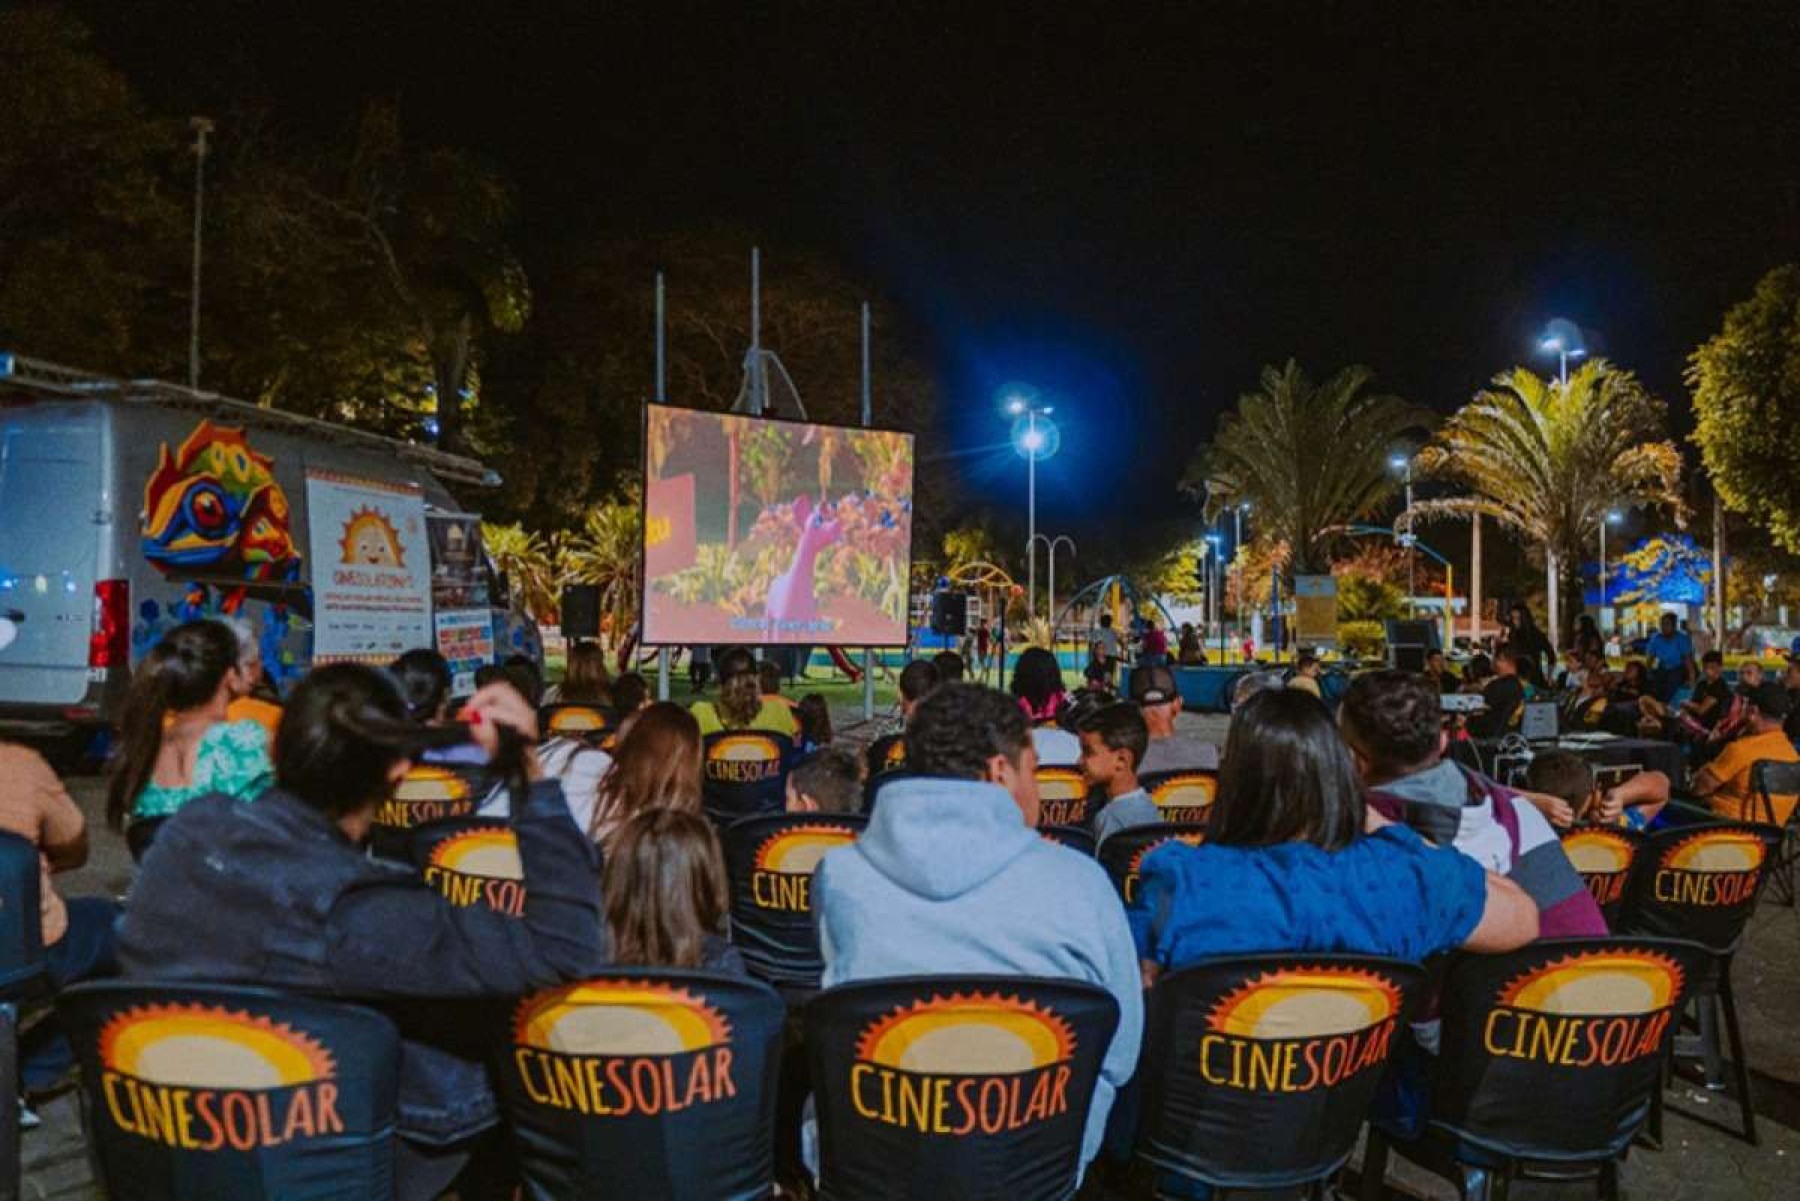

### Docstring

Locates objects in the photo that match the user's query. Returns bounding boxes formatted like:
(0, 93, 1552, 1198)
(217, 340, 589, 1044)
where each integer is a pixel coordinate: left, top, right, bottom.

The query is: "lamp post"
(1234, 502, 1250, 653)
(1005, 395, 1058, 620)
(1600, 510, 1622, 629)
(1030, 534, 1076, 647)
(1390, 453, 1415, 617)
(1206, 531, 1224, 657)
(1538, 329, 1587, 386)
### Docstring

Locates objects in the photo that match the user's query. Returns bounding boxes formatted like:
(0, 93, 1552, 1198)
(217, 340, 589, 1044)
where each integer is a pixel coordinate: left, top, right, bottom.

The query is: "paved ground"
(19, 709, 1800, 1198)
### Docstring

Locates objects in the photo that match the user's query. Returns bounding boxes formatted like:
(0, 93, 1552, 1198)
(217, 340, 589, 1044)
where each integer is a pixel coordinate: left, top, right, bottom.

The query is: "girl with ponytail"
(688, 645, 799, 738)
(107, 619, 272, 828)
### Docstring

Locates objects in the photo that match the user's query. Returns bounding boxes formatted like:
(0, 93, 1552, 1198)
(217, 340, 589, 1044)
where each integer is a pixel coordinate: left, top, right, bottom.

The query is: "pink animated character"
(764, 495, 842, 633)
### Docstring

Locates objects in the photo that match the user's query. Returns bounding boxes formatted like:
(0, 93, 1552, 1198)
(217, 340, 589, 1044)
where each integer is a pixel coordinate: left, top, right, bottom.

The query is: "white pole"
(1027, 413, 1037, 620)
(188, 116, 214, 389)
(861, 302, 875, 721)
(1470, 513, 1484, 648)
(654, 271, 672, 702)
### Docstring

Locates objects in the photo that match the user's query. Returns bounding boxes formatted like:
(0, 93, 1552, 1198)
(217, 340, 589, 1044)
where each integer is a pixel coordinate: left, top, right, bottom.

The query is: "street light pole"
(1027, 409, 1037, 620)
(188, 116, 214, 390)
(1233, 503, 1246, 652)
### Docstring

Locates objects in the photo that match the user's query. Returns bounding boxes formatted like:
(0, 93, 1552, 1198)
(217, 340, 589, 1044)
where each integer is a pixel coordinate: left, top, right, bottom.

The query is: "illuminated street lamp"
(1390, 453, 1415, 616)
(1003, 392, 1059, 617)
(1600, 509, 1623, 617)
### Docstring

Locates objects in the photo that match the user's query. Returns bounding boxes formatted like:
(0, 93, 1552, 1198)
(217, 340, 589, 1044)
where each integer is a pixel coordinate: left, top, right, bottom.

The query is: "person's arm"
(1461, 872, 1540, 952)
(1516, 788, 1577, 829)
(1689, 742, 1740, 799)
(325, 779, 605, 996)
(1598, 770, 1671, 823)
(22, 749, 88, 872)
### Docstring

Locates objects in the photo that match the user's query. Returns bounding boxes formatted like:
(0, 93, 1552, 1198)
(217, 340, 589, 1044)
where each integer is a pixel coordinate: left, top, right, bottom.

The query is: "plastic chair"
(1138, 954, 1427, 1197)
(1558, 825, 1646, 930)
(540, 703, 615, 747)
(407, 817, 526, 918)
(806, 974, 1119, 1201)
(1617, 820, 1783, 1145)
(1095, 822, 1209, 905)
(497, 969, 785, 1200)
(702, 731, 796, 826)
(57, 981, 401, 1200)
(720, 813, 867, 988)
(1034, 767, 1095, 828)
(1749, 759, 1800, 905)
(1138, 770, 1219, 824)
(1361, 937, 1708, 1201)
(369, 761, 490, 861)
(1040, 824, 1097, 856)
(0, 831, 48, 1201)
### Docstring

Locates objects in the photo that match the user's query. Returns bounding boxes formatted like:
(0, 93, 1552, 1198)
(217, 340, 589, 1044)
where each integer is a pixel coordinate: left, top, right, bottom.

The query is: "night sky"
(75, 1, 1800, 553)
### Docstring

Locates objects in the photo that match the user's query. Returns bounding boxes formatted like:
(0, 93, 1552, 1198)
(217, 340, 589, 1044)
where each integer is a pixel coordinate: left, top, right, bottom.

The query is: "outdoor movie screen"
(641, 406, 915, 646)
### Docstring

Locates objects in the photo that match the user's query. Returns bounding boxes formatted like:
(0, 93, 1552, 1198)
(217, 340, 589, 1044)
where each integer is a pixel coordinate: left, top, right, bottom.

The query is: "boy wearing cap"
(1130, 664, 1220, 774)
(1691, 680, 1800, 824)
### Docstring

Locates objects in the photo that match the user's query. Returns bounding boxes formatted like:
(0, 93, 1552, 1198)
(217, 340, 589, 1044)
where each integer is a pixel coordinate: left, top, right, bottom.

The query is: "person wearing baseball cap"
(1691, 679, 1800, 825)
(1130, 664, 1219, 773)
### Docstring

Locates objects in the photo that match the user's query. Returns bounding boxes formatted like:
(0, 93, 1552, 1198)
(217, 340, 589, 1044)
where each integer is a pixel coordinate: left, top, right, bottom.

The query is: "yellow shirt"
(1705, 727, 1799, 825)
(227, 696, 283, 744)
(691, 697, 800, 739)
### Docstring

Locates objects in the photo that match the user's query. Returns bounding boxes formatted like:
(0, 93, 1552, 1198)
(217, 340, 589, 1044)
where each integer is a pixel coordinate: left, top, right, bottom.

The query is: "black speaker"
(1384, 619, 1440, 650)
(930, 592, 969, 637)
(1391, 645, 1429, 672)
(561, 585, 601, 639)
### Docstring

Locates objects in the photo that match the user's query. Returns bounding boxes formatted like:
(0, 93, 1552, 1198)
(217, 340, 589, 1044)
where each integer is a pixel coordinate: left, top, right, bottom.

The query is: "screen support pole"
(861, 302, 876, 722)
(654, 270, 672, 702)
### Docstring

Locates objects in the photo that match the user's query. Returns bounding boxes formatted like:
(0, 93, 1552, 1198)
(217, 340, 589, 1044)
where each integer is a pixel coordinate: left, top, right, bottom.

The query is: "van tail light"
(90, 579, 129, 669)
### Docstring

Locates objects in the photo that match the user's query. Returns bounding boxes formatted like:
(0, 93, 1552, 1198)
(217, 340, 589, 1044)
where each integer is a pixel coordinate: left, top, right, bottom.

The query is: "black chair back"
(541, 703, 616, 748)
(806, 975, 1119, 1201)
(1140, 954, 1427, 1192)
(498, 969, 785, 1200)
(702, 731, 796, 825)
(0, 831, 45, 998)
(1750, 760, 1800, 827)
(1559, 825, 1647, 929)
(1033, 767, 1095, 828)
(1040, 825, 1096, 856)
(721, 813, 867, 987)
(370, 761, 490, 860)
(1138, 770, 1219, 824)
(1095, 823, 1209, 904)
(1429, 937, 1707, 1159)
(125, 816, 169, 865)
(409, 818, 526, 918)
(1618, 821, 1783, 953)
(57, 982, 401, 1200)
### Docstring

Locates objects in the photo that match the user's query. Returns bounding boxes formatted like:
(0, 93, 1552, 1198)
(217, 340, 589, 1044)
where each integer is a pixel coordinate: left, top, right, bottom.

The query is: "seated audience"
(588, 702, 704, 845)
(1466, 649, 1526, 738)
(1011, 645, 1080, 765)
(1554, 648, 1588, 694)
(1785, 656, 1800, 742)
(786, 747, 866, 815)
(1459, 652, 1494, 692)
(1091, 613, 1124, 682)
(796, 692, 833, 754)
(107, 619, 273, 827)
(544, 639, 611, 706)
(932, 649, 967, 684)
(1425, 649, 1460, 694)
(1079, 702, 1156, 842)
(865, 658, 938, 780)
(1177, 622, 1206, 666)
(1690, 681, 1800, 825)
(813, 682, 1143, 1172)
(1288, 652, 1324, 699)
(760, 659, 797, 711)
(1339, 670, 1606, 937)
(1132, 664, 1219, 772)
(394, 646, 456, 722)
(1657, 649, 1732, 738)
(611, 670, 652, 719)
(223, 618, 282, 742)
(603, 808, 745, 975)
(1522, 750, 1669, 830)
(117, 669, 606, 1201)
(692, 646, 800, 738)
(1561, 665, 1612, 731)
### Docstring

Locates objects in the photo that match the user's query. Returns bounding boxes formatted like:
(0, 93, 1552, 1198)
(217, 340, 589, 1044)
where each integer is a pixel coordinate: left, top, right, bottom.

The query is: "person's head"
(898, 659, 940, 717)
(907, 682, 1039, 824)
(561, 641, 612, 704)
(1493, 649, 1521, 677)
(1508, 603, 1535, 631)
(611, 671, 651, 715)
(1143, 616, 1157, 631)
(1464, 653, 1493, 684)
(932, 651, 966, 684)
(1129, 663, 1182, 732)
(1337, 669, 1445, 785)
(504, 654, 545, 707)
(1214, 688, 1365, 852)
(1296, 652, 1321, 678)
(713, 646, 761, 728)
(602, 808, 731, 969)
(223, 618, 263, 697)
(1620, 660, 1648, 690)
(1701, 650, 1724, 679)
(591, 702, 704, 840)
(1077, 702, 1148, 796)
(1781, 658, 1800, 689)
(1738, 660, 1765, 690)
(392, 648, 454, 722)
(758, 660, 783, 697)
(1525, 750, 1598, 818)
(1010, 646, 1065, 721)
(1583, 649, 1607, 674)
(797, 693, 833, 747)
(1659, 612, 1677, 635)
(107, 619, 246, 827)
(1742, 680, 1792, 732)
(1425, 649, 1446, 675)
(270, 664, 421, 842)
(786, 746, 865, 814)
(1100, 613, 1114, 630)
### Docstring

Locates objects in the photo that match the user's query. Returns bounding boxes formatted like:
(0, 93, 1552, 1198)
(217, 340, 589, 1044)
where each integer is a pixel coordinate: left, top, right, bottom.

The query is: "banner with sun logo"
(305, 470, 432, 664)
(723, 814, 866, 984)
(421, 822, 526, 917)
(1560, 826, 1644, 917)
(500, 974, 784, 1197)
(1035, 768, 1095, 827)
(1097, 824, 1207, 904)
(701, 731, 795, 821)
(64, 988, 399, 1198)
(1624, 824, 1780, 949)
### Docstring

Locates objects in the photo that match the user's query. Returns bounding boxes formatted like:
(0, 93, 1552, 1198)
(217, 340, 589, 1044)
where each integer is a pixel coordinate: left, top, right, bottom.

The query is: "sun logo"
(377, 767, 476, 829)
(425, 828, 525, 915)
(851, 993, 1079, 1136)
(1148, 773, 1216, 822)
(510, 981, 740, 1117)
(338, 507, 405, 566)
(548, 706, 608, 735)
(1665, 830, 1766, 873)
(1563, 829, 1638, 906)
(1035, 768, 1090, 826)
(749, 823, 858, 913)
(1198, 967, 1405, 1094)
(1116, 832, 1205, 903)
(97, 1004, 345, 1151)
(706, 734, 783, 784)
(1485, 949, 1686, 1068)
(883, 738, 908, 772)
(1653, 830, 1767, 908)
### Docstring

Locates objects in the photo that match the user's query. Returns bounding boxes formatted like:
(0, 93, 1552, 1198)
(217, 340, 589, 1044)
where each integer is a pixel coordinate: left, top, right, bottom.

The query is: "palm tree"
(1184, 359, 1429, 575)
(1412, 360, 1684, 645)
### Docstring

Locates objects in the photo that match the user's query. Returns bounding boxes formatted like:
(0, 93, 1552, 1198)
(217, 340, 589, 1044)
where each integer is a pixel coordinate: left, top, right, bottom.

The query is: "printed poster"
(436, 609, 496, 696)
(306, 470, 432, 664)
(428, 513, 490, 609)
(1294, 574, 1338, 646)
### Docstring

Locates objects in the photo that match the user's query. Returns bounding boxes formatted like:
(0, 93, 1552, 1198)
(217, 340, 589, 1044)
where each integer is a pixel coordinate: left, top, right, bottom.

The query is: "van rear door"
(0, 402, 104, 707)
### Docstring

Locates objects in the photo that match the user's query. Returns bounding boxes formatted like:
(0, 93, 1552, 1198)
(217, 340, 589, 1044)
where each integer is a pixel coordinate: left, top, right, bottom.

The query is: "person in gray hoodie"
(812, 681, 1144, 1173)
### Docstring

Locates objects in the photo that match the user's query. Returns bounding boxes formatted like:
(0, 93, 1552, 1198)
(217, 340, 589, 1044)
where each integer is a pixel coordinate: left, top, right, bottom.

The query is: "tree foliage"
(1689, 265, 1800, 555)
(1184, 360, 1429, 574)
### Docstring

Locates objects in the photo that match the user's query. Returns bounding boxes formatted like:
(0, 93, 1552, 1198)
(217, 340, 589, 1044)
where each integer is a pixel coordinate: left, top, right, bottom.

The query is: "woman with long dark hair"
(588, 702, 704, 845)
(689, 645, 799, 737)
(602, 808, 744, 974)
(1009, 645, 1079, 765)
(546, 639, 612, 706)
(107, 619, 272, 828)
(117, 668, 606, 1201)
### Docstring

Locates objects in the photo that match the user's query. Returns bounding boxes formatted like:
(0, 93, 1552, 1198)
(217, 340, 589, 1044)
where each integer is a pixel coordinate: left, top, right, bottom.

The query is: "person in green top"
(107, 619, 273, 828)
(689, 646, 800, 738)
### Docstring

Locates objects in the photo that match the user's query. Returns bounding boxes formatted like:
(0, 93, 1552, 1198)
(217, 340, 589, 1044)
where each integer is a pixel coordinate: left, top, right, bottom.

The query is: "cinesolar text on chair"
(1616, 819, 1783, 1146)
(1138, 953, 1428, 1200)
(1, 830, 50, 1198)
(406, 816, 529, 919)
(1557, 823, 1647, 931)
(1749, 759, 1800, 906)
(1359, 937, 1706, 1201)
(720, 811, 868, 994)
(806, 974, 1120, 1201)
(701, 730, 797, 827)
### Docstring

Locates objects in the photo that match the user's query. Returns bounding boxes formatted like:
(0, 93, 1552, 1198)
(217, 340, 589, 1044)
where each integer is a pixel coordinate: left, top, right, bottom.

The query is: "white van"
(0, 354, 541, 754)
